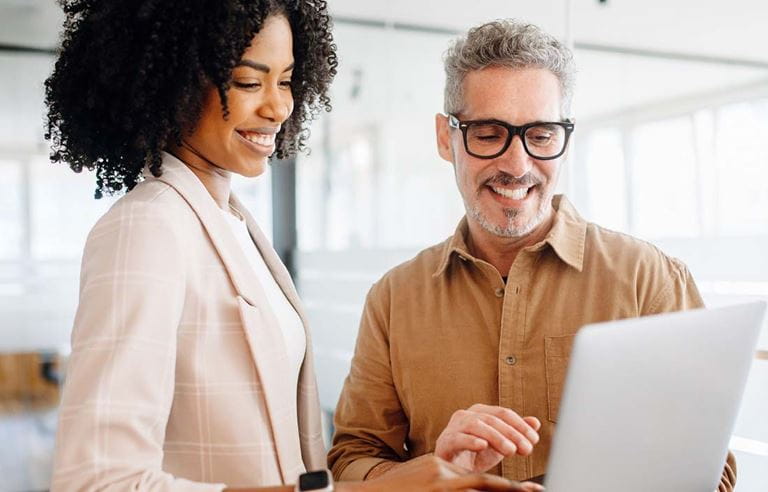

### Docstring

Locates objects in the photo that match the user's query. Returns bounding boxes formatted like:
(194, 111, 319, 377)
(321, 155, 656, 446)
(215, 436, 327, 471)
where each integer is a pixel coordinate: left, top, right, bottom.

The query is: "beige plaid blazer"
(52, 153, 326, 491)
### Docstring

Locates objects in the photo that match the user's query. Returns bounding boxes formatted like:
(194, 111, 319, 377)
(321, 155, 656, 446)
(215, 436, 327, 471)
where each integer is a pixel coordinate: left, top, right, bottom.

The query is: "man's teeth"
(241, 132, 275, 146)
(492, 186, 530, 200)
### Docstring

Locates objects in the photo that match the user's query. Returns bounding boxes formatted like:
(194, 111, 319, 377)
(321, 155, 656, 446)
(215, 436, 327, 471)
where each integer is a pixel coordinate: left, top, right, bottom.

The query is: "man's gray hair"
(443, 19, 576, 118)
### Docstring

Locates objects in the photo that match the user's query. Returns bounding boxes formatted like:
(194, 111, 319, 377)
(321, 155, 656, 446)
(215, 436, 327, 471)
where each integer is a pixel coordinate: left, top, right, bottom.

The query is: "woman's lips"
(235, 129, 276, 154)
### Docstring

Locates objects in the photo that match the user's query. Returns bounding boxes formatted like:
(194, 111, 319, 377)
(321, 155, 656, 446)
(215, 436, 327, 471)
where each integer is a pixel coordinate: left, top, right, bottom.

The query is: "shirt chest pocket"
(544, 334, 576, 423)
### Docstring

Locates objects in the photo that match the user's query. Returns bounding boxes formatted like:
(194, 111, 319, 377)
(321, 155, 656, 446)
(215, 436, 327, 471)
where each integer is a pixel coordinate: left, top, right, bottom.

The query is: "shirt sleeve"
(327, 280, 410, 481)
(51, 201, 225, 492)
(645, 257, 705, 314)
(642, 256, 737, 492)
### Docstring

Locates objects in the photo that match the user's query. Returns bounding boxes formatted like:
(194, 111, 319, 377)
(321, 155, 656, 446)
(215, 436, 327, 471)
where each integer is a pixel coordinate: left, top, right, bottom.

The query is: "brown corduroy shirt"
(328, 195, 736, 491)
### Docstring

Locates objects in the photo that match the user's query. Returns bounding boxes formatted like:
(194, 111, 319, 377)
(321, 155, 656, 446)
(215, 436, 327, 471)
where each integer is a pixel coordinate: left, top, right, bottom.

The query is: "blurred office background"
(1, 0, 767, 490)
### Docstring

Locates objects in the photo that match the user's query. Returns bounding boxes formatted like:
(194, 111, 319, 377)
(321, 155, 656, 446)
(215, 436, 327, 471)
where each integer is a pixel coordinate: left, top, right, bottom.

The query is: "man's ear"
(435, 113, 454, 163)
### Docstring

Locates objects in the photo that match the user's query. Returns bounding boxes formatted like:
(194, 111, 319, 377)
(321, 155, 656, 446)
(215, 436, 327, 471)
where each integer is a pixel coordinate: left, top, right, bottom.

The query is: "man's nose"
(496, 135, 533, 179)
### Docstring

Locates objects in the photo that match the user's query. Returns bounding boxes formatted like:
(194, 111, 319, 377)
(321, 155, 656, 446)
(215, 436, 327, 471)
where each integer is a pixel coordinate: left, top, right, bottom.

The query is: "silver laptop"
(545, 301, 766, 492)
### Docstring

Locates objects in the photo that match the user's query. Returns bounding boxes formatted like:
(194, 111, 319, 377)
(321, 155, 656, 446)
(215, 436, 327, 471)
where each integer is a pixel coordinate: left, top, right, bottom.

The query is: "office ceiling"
(330, 0, 768, 66)
(1, 0, 766, 124)
(2, 0, 767, 64)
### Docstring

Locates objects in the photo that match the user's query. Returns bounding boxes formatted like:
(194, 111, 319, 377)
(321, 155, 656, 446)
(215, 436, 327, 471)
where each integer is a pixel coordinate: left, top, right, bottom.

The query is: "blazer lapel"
(152, 152, 303, 482)
(151, 153, 265, 308)
(236, 297, 304, 483)
(230, 194, 309, 327)
(231, 194, 326, 469)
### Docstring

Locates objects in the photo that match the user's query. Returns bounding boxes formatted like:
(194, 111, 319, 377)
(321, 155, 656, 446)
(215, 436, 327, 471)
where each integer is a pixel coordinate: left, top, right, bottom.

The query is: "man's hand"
(350, 455, 543, 492)
(434, 404, 541, 473)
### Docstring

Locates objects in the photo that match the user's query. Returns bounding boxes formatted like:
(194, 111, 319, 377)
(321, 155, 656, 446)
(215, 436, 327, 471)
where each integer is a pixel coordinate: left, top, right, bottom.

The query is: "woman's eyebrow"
(235, 60, 295, 73)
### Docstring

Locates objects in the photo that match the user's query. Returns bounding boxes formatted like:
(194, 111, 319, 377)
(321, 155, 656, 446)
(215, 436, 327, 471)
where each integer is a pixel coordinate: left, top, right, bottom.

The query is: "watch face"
(299, 470, 330, 490)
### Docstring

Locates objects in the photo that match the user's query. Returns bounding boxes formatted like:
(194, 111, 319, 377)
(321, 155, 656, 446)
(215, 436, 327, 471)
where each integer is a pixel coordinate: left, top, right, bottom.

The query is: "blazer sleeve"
(51, 201, 224, 492)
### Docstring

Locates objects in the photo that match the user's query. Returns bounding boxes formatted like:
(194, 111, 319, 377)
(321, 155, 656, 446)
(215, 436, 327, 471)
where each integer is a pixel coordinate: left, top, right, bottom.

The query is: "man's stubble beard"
(466, 188, 553, 239)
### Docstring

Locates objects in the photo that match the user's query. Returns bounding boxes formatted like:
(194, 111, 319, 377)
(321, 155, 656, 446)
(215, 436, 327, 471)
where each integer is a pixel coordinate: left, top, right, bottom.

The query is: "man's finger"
(472, 413, 535, 455)
(482, 415, 534, 455)
(523, 416, 541, 432)
(463, 419, 518, 456)
(485, 407, 540, 444)
(520, 481, 545, 492)
(441, 432, 488, 456)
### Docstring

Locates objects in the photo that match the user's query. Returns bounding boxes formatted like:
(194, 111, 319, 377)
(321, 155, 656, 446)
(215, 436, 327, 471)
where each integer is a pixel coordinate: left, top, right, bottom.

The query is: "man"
(327, 19, 737, 491)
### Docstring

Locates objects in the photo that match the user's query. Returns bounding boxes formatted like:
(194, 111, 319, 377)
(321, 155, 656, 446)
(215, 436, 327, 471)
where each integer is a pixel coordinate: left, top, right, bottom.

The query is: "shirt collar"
(433, 217, 474, 277)
(433, 194, 587, 277)
(543, 195, 587, 272)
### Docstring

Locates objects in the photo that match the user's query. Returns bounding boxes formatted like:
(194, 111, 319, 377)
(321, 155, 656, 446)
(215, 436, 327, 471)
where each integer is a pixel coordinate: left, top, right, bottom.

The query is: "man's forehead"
(462, 65, 558, 87)
(460, 66, 562, 119)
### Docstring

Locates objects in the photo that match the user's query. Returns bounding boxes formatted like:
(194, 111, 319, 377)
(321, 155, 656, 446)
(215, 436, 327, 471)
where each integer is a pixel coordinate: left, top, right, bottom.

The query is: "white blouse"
(221, 207, 307, 390)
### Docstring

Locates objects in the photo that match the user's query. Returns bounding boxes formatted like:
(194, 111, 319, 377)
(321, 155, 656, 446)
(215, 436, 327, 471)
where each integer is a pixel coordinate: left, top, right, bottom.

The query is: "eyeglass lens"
(466, 122, 567, 158)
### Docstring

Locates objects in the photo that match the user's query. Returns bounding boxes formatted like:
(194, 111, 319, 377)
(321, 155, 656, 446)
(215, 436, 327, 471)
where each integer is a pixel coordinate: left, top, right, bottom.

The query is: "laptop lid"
(545, 301, 766, 492)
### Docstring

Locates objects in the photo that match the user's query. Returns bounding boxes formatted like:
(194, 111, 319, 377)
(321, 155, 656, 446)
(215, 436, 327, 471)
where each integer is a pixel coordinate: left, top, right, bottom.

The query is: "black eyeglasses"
(448, 114, 575, 160)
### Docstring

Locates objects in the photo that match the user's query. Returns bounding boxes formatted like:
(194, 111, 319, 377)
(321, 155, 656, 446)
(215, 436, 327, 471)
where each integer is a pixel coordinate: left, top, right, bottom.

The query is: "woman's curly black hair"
(45, 0, 337, 198)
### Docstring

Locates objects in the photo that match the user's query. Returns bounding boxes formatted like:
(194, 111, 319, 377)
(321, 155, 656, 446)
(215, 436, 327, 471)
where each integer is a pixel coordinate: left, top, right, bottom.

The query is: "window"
(579, 98, 768, 242)
(581, 128, 628, 232)
(714, 100, 768, 236)
(30, 157, 116, 260)
(0, 159, 23, 260)
(629, 116, 700, 238)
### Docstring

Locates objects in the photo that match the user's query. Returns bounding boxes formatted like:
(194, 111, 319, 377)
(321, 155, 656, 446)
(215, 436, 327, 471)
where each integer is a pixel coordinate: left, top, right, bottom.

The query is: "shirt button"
(494, 287, 504, 298)
(505, 355, 517, 365)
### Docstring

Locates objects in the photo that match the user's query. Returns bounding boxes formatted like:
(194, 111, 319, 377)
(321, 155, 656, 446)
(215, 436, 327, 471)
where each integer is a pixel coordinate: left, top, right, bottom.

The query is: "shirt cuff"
(337, 457, 392, 481)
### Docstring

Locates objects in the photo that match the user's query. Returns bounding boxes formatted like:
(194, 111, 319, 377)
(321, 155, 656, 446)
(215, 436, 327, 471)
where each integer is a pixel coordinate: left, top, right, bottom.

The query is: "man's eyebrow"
(235, 60, 295, 73)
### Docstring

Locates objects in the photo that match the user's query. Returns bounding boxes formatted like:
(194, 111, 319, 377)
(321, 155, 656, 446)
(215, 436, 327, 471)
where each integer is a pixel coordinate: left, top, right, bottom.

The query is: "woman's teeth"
(492, 186, 530, 200)
(240, 132, 275, 146)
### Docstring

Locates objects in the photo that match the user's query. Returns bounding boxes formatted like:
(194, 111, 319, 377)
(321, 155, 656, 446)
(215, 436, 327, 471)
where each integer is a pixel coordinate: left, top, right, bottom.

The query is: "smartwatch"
(295, 469, 334, 492)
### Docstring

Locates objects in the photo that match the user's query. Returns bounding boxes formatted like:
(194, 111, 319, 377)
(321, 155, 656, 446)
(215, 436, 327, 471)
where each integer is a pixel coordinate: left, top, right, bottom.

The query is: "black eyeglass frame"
(447, 114, 575, 160)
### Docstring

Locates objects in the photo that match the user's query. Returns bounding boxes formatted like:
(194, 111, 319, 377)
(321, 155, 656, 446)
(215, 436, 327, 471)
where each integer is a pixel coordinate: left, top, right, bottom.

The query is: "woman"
(45, 1, 541, 491)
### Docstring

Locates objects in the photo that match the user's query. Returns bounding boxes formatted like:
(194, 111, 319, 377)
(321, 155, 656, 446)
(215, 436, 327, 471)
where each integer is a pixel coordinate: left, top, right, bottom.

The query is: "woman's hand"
(339, 455, 543, 492)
